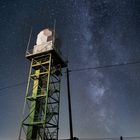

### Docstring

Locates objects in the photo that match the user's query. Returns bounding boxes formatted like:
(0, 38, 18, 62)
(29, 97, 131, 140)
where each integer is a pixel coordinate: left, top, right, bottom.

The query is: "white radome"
(36, 29, 52, 45)
(33, 29, 53, 54)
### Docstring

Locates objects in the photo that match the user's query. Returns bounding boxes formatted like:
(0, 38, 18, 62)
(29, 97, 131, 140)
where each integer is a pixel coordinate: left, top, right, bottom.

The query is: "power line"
(69, 60, 140, 72)
(0, 82, 26, 92)
(78, 136, 140, 140)
(0, 82, 26, 97)
(60, 136, 140, 140)
(0, 60, 140, 93)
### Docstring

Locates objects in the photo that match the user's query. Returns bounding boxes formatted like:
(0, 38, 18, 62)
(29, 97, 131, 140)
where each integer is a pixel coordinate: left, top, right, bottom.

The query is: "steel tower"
(19, 28, 67, 140)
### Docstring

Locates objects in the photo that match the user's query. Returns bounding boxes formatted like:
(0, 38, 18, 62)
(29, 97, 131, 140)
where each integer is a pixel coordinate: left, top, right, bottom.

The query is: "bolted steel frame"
(19, 51, 65, 140)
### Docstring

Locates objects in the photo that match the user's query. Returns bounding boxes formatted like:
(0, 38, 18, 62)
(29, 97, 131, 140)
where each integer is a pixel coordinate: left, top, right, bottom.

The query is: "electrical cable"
(0, 60, 140, 93)
(69, 60, 140, 72)
(0, 82, 26, 92)
(78, 136, 140, 140)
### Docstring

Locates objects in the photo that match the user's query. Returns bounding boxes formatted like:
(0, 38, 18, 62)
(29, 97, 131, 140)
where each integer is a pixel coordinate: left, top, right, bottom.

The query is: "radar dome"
(36, 29, 53, 45)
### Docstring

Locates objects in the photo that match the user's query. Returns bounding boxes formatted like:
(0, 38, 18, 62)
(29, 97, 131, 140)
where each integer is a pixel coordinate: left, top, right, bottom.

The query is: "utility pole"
(66, 68, 73, 140)
(120, 136, 123, 140)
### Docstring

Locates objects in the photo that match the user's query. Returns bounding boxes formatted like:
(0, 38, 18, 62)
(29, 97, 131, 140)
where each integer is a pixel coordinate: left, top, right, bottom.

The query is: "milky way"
(0, 0, 140, 140)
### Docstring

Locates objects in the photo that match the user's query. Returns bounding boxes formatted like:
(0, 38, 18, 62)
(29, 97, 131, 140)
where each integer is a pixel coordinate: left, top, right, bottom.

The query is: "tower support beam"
(19, 51, 66, 140)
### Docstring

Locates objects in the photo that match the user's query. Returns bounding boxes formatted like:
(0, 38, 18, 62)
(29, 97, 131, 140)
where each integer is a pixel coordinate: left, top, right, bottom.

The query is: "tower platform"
(26, 47, 67, 68)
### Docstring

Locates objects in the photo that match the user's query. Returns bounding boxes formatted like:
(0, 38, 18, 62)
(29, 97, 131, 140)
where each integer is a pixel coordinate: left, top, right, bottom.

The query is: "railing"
(26, 42, 67, 66)
(26, 41, 63, 59)
(26, 42, 54, 56)
(19, 136, 140, 140)
(59, 137, 140, 140)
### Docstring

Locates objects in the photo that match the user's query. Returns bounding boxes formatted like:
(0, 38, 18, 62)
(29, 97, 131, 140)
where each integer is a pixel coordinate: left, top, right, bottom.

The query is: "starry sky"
(0, 0, 140, 140)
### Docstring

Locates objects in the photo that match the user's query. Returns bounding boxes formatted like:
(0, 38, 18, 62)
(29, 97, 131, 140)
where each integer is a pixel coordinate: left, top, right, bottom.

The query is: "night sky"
(0, 0, 140, 140)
